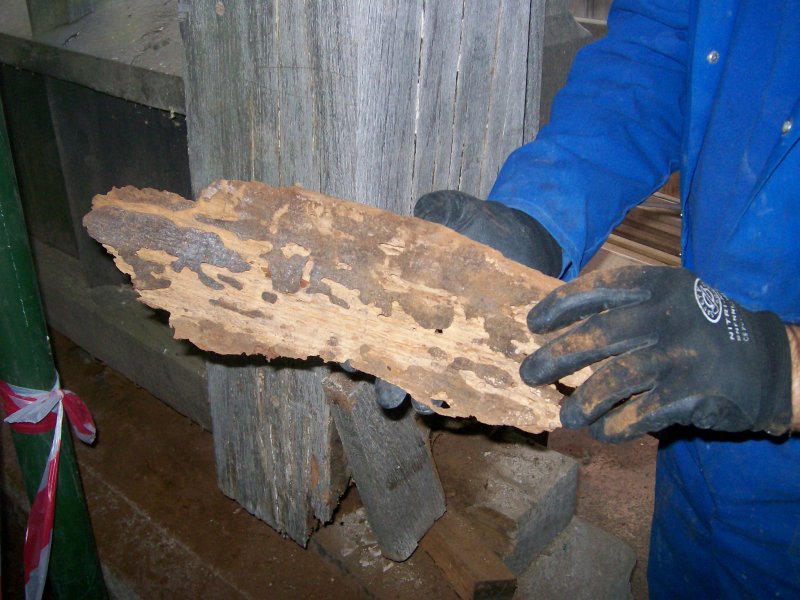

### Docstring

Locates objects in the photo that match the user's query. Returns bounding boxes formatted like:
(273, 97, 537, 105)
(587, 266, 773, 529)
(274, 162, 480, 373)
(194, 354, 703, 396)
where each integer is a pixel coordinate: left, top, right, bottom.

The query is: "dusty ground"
(2, 331, 657, 599)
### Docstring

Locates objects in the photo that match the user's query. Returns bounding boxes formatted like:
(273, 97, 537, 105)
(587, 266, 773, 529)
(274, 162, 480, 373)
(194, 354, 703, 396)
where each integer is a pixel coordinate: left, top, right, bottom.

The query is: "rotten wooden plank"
(85, 180, 588, 434)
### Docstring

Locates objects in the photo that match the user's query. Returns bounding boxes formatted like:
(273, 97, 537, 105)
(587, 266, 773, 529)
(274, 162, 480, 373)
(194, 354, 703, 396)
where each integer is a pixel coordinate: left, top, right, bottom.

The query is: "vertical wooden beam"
(209, 357, 348, 541)
(180, 0, 546, 545)
(180, 0, 361, 544)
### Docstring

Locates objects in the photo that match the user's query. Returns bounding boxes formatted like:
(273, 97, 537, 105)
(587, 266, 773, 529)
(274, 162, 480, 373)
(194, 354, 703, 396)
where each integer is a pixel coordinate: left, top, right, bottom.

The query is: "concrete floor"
(2, 331, 657, 598)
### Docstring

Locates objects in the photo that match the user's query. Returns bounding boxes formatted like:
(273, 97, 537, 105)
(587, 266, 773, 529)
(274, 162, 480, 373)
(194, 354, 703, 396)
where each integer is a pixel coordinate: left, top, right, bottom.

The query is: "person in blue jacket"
(411, 0, 800, 596)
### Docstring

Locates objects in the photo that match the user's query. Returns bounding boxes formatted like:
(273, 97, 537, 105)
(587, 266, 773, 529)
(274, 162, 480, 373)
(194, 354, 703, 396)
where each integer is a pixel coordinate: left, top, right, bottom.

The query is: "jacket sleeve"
(488, 0, 689, 279)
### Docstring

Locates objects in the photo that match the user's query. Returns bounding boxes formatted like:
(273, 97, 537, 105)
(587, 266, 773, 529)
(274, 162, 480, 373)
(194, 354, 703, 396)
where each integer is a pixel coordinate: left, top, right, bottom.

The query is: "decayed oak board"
(84, 180, 578, 433)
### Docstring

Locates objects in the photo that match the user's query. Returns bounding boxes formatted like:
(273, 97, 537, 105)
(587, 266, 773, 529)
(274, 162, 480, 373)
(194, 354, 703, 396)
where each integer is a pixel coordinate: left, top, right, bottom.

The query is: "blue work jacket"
(489, 0, 800, 323)
(490, 2, 800, 596)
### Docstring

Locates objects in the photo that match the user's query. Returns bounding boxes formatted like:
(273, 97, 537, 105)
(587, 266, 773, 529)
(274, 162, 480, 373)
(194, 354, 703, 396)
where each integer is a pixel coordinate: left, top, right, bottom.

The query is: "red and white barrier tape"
(1, 376, 96, 600)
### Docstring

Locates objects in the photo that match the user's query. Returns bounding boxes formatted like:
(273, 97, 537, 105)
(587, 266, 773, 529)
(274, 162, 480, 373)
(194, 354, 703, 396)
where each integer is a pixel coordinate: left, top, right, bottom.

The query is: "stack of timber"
(84, 180, 591, 435)
(606, 192, 682, 266)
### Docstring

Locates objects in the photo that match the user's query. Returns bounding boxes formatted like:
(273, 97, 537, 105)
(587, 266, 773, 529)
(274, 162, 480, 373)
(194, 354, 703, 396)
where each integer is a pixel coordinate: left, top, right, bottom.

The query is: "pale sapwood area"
(84, 180, 589, 433)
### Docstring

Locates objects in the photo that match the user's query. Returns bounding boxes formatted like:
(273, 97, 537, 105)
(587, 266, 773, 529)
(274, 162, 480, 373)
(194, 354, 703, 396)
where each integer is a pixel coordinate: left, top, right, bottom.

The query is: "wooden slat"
(624, 208, 682, 238)
(421, 511, 517, 600)
(323, 373, 445, 561)
(606, 233, 681, 266)
(613, 221, 680, 256)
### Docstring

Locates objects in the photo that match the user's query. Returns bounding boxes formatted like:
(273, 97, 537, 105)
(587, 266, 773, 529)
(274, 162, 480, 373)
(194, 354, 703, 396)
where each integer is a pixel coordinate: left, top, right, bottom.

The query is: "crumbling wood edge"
(84, 181, 593, 435)
(322, 372, 446, 561)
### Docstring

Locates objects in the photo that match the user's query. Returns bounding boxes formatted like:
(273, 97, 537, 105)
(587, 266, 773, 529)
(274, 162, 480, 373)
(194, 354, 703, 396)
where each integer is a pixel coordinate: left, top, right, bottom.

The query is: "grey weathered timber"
(25, 0, 94, 36)
(208, 358, 349, 542)
(517, 516, 636, 600)
(0, 0, 184, 113)
(323, 373, 445, 561)
(180, 0, 546, 544)
(433, 430, 577, 575)
(412, 2, 542, 199)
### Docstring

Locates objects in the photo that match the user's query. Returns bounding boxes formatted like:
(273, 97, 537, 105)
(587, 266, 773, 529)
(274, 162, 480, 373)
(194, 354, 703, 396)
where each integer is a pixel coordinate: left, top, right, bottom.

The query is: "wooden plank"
(354, 1, 422, 215)
(25, 0, 94, 36)
(47, 76, 191, 287)
(84, 181, 589, 434)
(606, 233, 681, 266)
(464, 1, 530, 196)
(323, 373, 445, 561)
(523, 1, 546, 142)
(420, 510, 517, 600)
(613, 221, 680, 256)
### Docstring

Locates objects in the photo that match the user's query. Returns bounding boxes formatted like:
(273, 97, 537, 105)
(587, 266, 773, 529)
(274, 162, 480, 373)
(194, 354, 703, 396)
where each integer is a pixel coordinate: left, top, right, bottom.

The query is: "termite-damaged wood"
(84, 180, 587, 433)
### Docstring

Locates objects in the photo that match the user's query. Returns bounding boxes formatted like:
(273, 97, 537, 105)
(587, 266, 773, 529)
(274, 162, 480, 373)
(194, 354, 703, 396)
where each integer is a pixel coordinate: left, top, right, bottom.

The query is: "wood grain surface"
(85, 180, 586, 433)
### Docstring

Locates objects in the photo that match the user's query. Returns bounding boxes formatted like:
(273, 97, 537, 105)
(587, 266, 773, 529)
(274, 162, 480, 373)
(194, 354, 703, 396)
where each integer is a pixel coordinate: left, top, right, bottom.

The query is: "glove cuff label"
(694, 278, 751, 343)
(695, 278, 724, 323)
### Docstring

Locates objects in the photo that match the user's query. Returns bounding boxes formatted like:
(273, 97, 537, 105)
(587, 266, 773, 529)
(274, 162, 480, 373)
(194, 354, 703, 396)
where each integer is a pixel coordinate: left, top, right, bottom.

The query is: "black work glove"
(375, 190, 565, 411)
(520, 266, 793, 442)
(414, 190, 563, 277)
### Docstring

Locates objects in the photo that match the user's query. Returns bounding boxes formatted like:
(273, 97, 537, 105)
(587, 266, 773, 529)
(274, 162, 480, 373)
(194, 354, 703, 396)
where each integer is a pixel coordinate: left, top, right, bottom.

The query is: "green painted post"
(0, 95, 107, 597)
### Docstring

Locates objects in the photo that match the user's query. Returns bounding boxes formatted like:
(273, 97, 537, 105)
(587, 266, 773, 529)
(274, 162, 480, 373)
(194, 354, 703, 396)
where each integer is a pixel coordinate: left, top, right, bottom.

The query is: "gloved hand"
(520, 266, 793, 442)
(375, 190, 564, 411)
(414, 190, 563, 277)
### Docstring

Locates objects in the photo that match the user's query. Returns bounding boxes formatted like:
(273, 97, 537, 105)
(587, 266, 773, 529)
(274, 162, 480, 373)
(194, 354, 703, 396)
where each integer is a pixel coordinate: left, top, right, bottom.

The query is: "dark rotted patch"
(193, 185, 301, 241)
(217, 274, 243, 290)
(85, 206, 250, 291)
(306, 278, 350, 309)
(448, 357, 514, 388)
(397, 292, 454, 330)
(428, 347, 447, 360)
(482, 313, 529, 357)
(261, 249, 310, 294)
(209, 298, 267, 319)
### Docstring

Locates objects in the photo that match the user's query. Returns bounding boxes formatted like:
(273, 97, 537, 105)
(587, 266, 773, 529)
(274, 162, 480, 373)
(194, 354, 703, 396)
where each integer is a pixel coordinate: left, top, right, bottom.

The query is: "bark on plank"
(84, 180, 587, 433)
(323, 372, 445, 561)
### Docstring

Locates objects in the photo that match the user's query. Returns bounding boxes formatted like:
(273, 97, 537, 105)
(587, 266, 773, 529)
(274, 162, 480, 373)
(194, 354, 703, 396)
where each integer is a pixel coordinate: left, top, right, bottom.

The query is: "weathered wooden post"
(179, 0, 547, 545)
